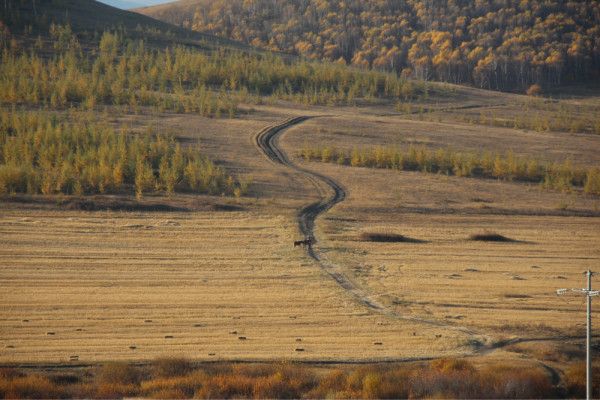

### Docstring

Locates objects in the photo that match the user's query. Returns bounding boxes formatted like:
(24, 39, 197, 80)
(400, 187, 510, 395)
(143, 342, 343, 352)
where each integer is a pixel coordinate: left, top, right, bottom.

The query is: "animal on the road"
(294, 237, 314, 248)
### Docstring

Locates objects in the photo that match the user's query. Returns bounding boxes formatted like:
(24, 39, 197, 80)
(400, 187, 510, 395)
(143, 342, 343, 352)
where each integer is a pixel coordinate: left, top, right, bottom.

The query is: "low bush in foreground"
(0, 358, 572, 399)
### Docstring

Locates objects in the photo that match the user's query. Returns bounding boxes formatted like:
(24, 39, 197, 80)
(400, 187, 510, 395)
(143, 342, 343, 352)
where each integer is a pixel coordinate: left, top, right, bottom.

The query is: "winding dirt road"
(254, 117, 580, 381)
(254, 117, 344, 256)
(255, 117, 377, 302)
(255, 116, 464, 319)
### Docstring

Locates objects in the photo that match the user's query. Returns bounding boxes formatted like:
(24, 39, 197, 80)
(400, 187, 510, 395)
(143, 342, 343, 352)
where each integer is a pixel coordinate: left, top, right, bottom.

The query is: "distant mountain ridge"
(137, 0, 600, 92)
(97, 0, 145, 10)
(98, 0, 176, 10)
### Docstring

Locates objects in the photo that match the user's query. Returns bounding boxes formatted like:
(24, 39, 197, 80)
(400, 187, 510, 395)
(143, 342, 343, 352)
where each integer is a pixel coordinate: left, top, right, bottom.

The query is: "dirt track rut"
(254, 116, 578, 375)
(255, 117, 461, 317)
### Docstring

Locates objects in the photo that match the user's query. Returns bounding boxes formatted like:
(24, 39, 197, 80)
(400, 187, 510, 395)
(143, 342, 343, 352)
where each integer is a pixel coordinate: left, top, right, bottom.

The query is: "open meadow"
(1, 1, 600, 396)
(0, 205, 472, 363)
(2, 95, 599, 371)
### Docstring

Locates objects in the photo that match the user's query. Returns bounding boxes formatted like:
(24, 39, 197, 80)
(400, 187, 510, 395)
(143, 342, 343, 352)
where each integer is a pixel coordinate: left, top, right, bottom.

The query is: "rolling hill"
(1, 0, 249, 50)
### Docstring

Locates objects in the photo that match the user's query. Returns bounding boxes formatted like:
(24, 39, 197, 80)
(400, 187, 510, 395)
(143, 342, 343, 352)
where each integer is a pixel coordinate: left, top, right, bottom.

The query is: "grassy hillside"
(0, 0, 248, 50)
(137, 0, 600, 92)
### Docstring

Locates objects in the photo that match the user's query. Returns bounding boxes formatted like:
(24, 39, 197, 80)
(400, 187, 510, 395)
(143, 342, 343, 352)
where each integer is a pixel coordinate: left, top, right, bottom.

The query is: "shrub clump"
(359, 232, 423, 243)
(0, 358, 562, 399)
(153, 358, 194, 379)
(526, 84, 543, 97)
(469, 232, 516, 242)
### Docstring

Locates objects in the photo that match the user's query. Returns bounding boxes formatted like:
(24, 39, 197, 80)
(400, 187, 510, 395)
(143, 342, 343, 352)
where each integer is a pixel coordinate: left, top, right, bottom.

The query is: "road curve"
(255, 117, 442, 315)
(253, 116, 581, 374)
(254, 117, 345, 257)
(254, 117, 391, 308)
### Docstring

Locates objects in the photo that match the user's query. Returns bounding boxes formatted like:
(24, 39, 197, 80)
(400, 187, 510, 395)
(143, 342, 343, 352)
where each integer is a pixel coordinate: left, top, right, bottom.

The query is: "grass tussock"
(564, 363, 600, 398)
(359, 232, 424, 243)
(0, 358, 565, 399)
(153, 358, 194, 379)
(469, 232, 515, 242)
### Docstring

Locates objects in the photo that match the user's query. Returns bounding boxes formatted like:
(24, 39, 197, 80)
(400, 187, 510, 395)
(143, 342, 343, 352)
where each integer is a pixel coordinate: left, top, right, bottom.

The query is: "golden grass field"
(0, 207, 472, 363)
(1, 86, 599, 372)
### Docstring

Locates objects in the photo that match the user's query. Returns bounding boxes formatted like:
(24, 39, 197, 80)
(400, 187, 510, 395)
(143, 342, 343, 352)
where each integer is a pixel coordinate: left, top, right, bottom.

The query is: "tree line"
(143, 0, 600, 92)
(300, 144, 600, 196)
(0, 25, 426, 114)
(0, 29, 238, 117)
(0, 109, 247, 198)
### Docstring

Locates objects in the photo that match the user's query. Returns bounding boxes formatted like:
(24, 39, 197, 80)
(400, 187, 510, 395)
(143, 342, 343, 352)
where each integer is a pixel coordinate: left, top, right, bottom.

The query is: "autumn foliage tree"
(143, 0, 600, 92)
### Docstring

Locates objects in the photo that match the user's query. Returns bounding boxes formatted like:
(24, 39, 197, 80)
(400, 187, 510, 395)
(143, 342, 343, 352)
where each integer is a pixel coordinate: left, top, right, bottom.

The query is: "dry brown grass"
(1, 89, 599, 376)
(563, 362, 600, 398)
(153, 357, 194, 378)
(0, 374, 61, 399)
(281, 110, 600, 337)
(0, 207, 468, 363)
(97, 362, 141, 386)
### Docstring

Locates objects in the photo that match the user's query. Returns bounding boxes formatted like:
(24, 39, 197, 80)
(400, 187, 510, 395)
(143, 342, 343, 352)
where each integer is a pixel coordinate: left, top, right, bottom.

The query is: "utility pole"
(557, 270, 598, 400)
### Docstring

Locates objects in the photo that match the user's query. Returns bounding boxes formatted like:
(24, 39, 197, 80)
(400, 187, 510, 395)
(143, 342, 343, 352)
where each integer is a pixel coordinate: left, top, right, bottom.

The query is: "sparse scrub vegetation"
(398, 99, 600, 135)
(0, 359, 563, 399)
(0, 109, 244, 197)
(301, 144, 600, 195)
(153, 358, 194, 378)
(457, 103, 600, 135)
(564, 362, 600, 398)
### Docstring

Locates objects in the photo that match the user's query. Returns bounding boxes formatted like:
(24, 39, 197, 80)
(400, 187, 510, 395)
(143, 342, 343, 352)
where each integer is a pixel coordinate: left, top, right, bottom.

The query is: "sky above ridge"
(97, 0, 177, 10)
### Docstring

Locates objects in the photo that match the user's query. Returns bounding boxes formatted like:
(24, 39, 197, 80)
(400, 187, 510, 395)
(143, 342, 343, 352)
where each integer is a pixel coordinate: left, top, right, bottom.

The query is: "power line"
(557, 270, 598, 400)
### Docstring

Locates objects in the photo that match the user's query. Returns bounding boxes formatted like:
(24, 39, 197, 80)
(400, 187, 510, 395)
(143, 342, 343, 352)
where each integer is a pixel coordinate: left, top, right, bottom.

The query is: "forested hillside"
(0, 0, 432, 198)
(138, 0, 600, 92)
